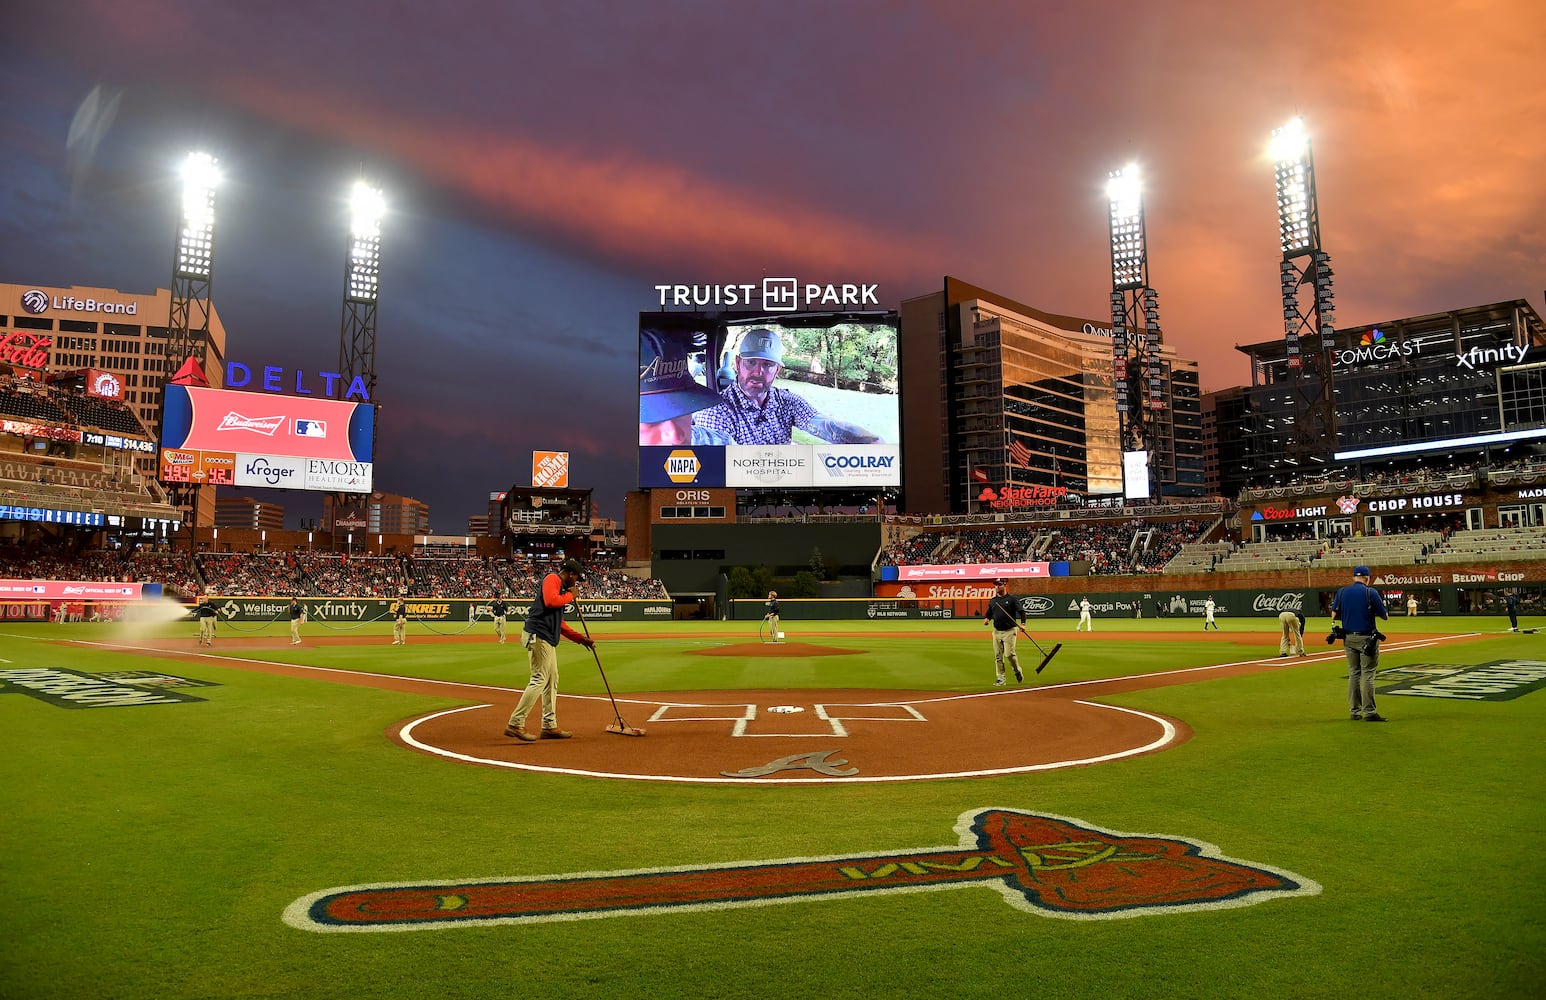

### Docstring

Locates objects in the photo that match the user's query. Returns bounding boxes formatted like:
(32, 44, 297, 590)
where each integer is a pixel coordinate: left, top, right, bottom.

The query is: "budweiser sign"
(0, 332, 52, 369)
(216, 412, 285, 436)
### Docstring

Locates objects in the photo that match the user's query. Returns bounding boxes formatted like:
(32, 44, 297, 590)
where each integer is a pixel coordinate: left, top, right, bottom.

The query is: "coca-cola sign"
(0, 332, 52, 369)
(1253, 593, 1305, 613)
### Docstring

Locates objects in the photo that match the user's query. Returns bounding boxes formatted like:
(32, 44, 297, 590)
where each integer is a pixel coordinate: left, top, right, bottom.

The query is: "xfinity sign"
(1456, 343, 1529, 370)
(655, 280, 879, 312)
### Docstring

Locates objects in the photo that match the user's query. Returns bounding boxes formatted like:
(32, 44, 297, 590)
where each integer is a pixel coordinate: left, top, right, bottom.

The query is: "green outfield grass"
(3, 616, 1543, 998)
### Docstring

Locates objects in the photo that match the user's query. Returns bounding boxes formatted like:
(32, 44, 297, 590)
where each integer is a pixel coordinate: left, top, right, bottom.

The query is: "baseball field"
(3, 612, 1543, 998)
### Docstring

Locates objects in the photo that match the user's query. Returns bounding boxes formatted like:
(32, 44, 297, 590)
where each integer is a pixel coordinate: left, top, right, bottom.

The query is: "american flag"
(1008, 439, 1032, 467)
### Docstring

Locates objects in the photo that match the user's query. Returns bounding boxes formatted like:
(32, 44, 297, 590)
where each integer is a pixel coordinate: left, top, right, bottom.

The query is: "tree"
(809, 546, 828, 580)
(789, 571, 820, 599)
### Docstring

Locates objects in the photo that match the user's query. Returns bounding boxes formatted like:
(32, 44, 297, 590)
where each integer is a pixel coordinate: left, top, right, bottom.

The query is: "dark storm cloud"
(2, 0, 1543, 524)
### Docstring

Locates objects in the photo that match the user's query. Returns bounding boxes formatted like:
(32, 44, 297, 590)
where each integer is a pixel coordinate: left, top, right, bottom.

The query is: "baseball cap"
(994, 578, 1007, 586)
(561, 558, 587, 580)
(736, 328, 783, 364)
(639, 329, 722, 423)
(1353, 565, 1371, 578)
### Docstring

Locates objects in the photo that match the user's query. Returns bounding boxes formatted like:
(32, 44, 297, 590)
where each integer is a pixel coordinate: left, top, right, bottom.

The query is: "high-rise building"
(899, 277, 1204, 514)
(323, 491, 430, 535)
(2, 281, 229, 524)
(214, 494, 285, 531)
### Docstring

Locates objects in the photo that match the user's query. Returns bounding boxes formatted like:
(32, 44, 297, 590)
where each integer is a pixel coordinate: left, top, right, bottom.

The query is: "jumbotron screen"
(638, 311, 901, 489)
(158, 384, 375, 493)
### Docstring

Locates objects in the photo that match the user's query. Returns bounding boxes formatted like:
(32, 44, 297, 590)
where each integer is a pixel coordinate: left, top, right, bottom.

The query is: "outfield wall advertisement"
(209, 598, 674, 623)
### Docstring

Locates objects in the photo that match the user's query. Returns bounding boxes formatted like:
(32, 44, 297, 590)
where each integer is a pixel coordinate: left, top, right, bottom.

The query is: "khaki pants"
(393, 618, 406, 644)
(508, 636, 560, 732)
(495, 615, 507, 643)
(1278, 611, 1305, 655)
(199, 618, 214, 644)
(991, 629, 1020, 682)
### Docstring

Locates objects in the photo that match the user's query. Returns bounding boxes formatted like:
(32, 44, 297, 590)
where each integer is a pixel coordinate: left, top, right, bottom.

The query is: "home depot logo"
(285, 808, 1320, 932)
(532, 451, 569, 489)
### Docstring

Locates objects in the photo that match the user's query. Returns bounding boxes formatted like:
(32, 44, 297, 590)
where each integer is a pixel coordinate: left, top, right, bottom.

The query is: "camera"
(1374, 630, 1388, 643)
(1325, 625, 1346, 645)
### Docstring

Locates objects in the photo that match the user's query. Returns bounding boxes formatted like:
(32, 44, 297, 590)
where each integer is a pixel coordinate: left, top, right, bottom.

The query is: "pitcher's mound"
(697, 641, 860, 657)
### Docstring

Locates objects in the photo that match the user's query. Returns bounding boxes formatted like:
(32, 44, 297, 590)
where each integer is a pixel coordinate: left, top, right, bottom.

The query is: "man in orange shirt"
(506, 559, 595, 742)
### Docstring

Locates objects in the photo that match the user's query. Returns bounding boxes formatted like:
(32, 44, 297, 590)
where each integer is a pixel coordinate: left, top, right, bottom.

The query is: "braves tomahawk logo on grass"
(284, 808, 1319, 932)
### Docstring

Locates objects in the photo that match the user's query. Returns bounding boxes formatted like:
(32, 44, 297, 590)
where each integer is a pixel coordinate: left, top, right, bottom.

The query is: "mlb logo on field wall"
(294, 419, 327, 438)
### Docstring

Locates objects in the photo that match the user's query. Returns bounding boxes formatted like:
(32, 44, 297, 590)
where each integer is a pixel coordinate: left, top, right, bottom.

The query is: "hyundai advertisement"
(637, 311, 900, 488)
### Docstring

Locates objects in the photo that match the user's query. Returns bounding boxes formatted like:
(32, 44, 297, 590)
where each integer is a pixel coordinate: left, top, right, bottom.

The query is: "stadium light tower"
(1106, 162, 1169, 500)
(1271, 116, 1338, 461)
(338, 179, 384, 404)
(161, 151, 221, 546)
(164, 151, 220, 386)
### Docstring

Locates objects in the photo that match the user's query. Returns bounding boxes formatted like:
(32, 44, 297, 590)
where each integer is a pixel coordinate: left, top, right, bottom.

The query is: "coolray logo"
(217, 412, 285, 436)
(312, 601, 368, 620)
(1456, 343, 1529, 370)
(653, 280, 880, 312)
(1335, 495, 1360, 515)
(822, 454, 894, 470)
(20, 290, 49, 314)
(1253, 593, 1305, 613)
(242, 457, 297, 487)
(283, 808, 1320, 932)
(664, 449, 701, 484)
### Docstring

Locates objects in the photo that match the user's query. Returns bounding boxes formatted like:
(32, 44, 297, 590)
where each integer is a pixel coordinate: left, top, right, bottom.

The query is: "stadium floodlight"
(1271, 118, 1314, 257)
(1106, 163, 1145, 290)
(175, 152, 220, 279)
(346, 180, 384, 303)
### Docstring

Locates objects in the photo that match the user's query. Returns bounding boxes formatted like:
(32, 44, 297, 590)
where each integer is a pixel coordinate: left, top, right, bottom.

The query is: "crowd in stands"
(880, 520, 1208, 575)
(197, 553, 311, 597)
(0, 546, 668, 600)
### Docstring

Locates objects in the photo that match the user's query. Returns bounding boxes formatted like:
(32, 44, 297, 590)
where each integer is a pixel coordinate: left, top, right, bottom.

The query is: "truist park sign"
(654, 279, 879, 311)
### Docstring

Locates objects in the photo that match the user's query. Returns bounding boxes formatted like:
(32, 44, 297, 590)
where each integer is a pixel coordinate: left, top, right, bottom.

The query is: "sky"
(2, 0, 1542, 528)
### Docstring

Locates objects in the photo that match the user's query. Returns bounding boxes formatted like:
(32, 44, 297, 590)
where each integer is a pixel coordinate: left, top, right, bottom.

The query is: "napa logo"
(665, 449, 701, 484)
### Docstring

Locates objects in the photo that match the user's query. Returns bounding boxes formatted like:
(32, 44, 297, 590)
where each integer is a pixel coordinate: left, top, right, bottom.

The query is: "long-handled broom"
(573, 603, 645, 737)
(1017, 625, 1063, 674)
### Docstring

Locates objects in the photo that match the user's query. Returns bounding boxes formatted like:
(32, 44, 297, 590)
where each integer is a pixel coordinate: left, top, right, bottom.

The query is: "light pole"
(1270, 117, 1338, 464)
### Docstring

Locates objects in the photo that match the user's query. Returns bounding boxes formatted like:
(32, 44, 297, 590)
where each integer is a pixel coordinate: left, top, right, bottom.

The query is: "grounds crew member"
(195, 591, 218, 646)
(490, 594, 509, 644)
(764, 591, 781, 643)
(506, 559, 594, 742)
(391, 588, 408, 645)
(1331, 565, 1390, 722)
(984, 579, 1026, 686)
(1278, 608, 1306, 657)
(289, 596, 304, 645)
